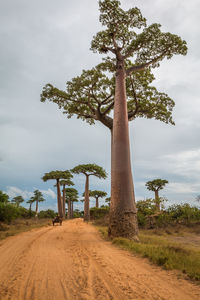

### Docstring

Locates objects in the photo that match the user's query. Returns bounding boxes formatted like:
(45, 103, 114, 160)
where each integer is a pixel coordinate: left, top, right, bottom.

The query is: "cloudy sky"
(0, 0, 200, 211)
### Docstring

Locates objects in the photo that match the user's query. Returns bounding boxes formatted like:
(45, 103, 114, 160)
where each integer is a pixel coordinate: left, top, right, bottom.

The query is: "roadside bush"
(90, 207, 109, 220)
(136, 200, 200, 228)
(38, 209, 56, 219)
(0, 203, 20, 223)
(166, 204, 200, 224)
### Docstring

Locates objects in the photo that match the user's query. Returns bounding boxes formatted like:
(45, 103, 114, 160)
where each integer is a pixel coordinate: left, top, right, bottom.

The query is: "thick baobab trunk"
(67, 199, 71, 219)
(84, 175, 90, 221)
(95, 197, 99, 208)
(155, 190, 160, 212)
(56, 179, 63, 217)
(62, 186, 66, 219)
(108, 61, 138, 240)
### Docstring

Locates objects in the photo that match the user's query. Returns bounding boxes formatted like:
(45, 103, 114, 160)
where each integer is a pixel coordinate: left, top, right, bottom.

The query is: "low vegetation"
(93, 203, 200, 282)
(0, 218, 51, 240)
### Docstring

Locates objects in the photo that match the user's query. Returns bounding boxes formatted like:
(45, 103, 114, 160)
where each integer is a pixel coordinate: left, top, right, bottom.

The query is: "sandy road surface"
(0, 219, 199, 300)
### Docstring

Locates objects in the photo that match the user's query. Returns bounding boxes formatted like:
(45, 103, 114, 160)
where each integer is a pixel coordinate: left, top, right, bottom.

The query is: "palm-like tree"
(31, 190, 45, 217)
(89, 190, 107, 208)
(59, 179, 74, 219)
(26, 198, 35, 216)
(42, 170, 73, 217)
(65, 188, 79, 219)
(71, 164, 107, 221)
(11, 196, 24, 207)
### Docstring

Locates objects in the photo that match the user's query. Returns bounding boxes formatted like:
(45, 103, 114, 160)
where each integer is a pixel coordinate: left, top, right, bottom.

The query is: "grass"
(0, 218, 52, 240)
(96, 225, 200, 282)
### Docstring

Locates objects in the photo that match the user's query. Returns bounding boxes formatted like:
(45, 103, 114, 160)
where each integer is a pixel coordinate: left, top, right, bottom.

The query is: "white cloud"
(4, 186, 56, 201)
(4, 186, 33, 200)
(40, 188, 56, 199)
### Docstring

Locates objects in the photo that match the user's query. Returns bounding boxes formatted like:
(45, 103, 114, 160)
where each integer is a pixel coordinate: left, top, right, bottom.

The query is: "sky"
(0, 0, 200, 212)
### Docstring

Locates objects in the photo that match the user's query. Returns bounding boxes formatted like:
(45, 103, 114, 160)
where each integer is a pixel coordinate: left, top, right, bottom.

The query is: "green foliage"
(166, 204, 200, 224)
(30, 190, 45, 204)
(105, 196, 111, 205)
(42, 170, 73, 182)
(0, 203, 30, 223)
(59, 179, 74, 187)
(136, 200, 200, 228)
(41, 63, 175, 128)
(91, 0, 187, 62)
(73, 209, 84, 218)
(65, 188, 79, 203)
(90, 207, 109, 219)
(11, 196, 24, 207)
(38, 209, 56, 218)
(90, 190, 107, 198)
(145, 179, 169, 192)
(0, 203, 19, 223)
(71, 164, 107, 179)
(136, 198, 157, 227)
(0, 191, 9, 203)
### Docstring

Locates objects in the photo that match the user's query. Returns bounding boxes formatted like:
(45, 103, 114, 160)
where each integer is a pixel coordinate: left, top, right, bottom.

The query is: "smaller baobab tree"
(105, 196, 111, 207)
(65, 188, 79, 219)
(11, 196, 24, 207)
(145, 179, 168, 212)
(31, 190, 45, 217)
(42, 170, 73, 217)
(26, 198, 35, 217)
(60, 179, 74, 219)
(71, 164, 107, 221)
(89, 190, 107, 208)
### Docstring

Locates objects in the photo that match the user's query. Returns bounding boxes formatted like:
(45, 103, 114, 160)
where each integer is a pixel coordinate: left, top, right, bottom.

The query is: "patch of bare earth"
(0, 219, 199, 299)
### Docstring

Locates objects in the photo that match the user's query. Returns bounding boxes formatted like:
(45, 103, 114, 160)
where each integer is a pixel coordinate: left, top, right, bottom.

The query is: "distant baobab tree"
(145, 179, 169, 211)
(11, 196, 24, 207)
(60, 179, 74, 219)
(42, 170, 73, 217)
(65, 187, 79, 219)
(71, 164, 107, 221)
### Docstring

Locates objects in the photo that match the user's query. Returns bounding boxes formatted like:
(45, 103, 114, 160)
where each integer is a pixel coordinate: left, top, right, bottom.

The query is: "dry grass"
(0, 218, 51, 240)
(96, 225, 200, 282)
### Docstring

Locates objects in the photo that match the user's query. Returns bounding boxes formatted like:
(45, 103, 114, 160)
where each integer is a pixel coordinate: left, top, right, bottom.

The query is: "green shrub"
(90, 207, 109, 219)
(0, 203, 20, 223)
(38, 209, 56, 218)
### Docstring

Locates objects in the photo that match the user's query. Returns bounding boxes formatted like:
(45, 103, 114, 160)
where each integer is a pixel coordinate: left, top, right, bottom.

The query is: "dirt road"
(0, 219, 199, 300)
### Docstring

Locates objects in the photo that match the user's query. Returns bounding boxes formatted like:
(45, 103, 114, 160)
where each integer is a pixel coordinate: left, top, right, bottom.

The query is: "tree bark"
(67, 199, 71, 219)
(71, 201, 74, 218)
(62, 186, 66, 219)
(95, 197, 99, 208)
(35, 200, 38, 218)
(56, 179, 63, 217)
(155, 190, 160, 212)
(108, 60, 138, 240)
(84, 175, 90, 221)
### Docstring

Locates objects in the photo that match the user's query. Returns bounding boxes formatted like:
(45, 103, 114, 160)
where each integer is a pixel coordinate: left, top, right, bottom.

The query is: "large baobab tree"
(71, 164, 107, 221)
(60, 179, 74, 219)
(145, 179, 168, 211)
(65, 187, 79, 219)
(42, 170, 73, 217)
(89, 190, 107, 208)
(41, 0, 187, 239)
